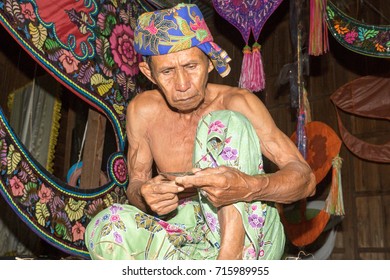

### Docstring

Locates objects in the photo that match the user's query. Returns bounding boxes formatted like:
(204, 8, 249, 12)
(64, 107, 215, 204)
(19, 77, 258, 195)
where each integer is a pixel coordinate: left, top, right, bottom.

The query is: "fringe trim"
(309, 0, 329, 56)
(46, 95, 62, 173)
(325, 155, 345, 216)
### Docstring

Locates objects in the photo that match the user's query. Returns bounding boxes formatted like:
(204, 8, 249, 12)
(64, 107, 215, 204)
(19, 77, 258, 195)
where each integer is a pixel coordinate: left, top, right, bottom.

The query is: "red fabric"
(35, 0, 96, 57)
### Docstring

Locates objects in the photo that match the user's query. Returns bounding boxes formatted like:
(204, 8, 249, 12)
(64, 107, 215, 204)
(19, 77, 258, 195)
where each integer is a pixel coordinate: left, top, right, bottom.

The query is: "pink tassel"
(238, 45, 252, 90)
(309, 0, 329, 56)
(250, 42, 265, 92)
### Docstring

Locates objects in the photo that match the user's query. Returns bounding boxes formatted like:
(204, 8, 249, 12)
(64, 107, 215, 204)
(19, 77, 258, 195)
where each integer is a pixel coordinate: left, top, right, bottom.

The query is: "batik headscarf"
(134, 3, 231, 77)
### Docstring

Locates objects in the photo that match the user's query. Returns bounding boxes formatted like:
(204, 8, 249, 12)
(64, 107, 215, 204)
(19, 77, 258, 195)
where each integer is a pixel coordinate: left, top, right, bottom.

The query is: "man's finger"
(175, 173, 222, 188)
(152, 181, 184, 193)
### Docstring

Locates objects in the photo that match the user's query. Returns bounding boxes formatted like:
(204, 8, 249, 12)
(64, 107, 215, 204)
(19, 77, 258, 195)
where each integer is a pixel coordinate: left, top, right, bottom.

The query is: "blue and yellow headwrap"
(134, 3, 231, 77)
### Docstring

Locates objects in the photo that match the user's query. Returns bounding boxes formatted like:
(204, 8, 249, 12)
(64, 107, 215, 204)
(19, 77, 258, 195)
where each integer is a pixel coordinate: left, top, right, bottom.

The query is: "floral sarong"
(85, 110, 285, 260)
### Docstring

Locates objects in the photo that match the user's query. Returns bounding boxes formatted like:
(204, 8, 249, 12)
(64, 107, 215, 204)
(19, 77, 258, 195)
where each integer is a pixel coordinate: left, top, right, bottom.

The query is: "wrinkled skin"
(126, 47, 316, 259)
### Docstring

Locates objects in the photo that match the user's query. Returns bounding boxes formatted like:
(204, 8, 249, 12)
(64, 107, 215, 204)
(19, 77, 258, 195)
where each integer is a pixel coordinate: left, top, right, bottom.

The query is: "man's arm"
(126, 96, 154, 212)
(126, 94, 185, 215)
(176, 88, 316, 207)
(231, 90, 316, 203)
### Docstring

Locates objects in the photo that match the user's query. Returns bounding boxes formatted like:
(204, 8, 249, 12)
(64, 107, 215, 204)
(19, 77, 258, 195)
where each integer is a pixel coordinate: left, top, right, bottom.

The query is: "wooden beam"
(79, 109, 106, 189)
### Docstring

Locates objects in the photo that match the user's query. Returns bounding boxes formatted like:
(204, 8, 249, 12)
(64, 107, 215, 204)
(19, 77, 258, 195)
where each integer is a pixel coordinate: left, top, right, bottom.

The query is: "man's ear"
(139, 61, 156, 84)
(208, 60, 214, 73)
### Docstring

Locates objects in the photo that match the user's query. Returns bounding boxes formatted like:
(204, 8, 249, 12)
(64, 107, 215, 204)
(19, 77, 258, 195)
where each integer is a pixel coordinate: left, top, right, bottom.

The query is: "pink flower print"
(113, 232, 123, 244)
(344, 30, 358, 44)
(190, 16, 213, 42)
(259, 249, 265, 257)
(21, 3, 36, 21)
(247, 247, 256, 258)
(9, 176, 25, 197)
(208, 120, 225, 135)
(110, 214, 120, 223)
(248, 214, 264, 228)
(221, 147, 238, 161)
(59, 50, 80, 74)
(251, 204, 258, 211)
(72, 221, 85, 242)
(205, 212, 218, 232)
(38, 183, 53, 203)
(144, 20, 159, 35)
(158, 220, 183, 234)
(110, 24, 140, 77)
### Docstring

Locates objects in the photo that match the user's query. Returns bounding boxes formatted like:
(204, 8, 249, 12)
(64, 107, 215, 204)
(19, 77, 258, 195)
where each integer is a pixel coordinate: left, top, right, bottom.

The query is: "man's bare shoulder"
(126, 89, 164, 122)
(208, 83, 263, 110)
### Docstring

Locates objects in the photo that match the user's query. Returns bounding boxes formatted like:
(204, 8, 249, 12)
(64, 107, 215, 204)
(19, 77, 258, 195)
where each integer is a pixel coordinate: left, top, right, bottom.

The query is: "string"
(76, 120, 88, 166)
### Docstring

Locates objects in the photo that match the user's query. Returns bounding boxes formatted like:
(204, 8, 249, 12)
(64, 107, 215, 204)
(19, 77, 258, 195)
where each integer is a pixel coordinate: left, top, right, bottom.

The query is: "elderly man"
(85, 3, 315, 260)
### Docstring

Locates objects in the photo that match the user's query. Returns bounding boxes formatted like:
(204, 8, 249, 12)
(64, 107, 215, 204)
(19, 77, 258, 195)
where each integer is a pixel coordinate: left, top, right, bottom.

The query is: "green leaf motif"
(55, 223, 67, 238)
(114, 220, 126, 231)
(44, 38, 61, 52)
(29, 23, 48, 53)
(35, 202, 50, 227)
(326, 6, 335, 19)
(101, 14, 117, 37)
(100, 223, 113, 237)
(135, 213, 161, 233)
(364, 29, 379, 40)
(7, 144, 21, 175)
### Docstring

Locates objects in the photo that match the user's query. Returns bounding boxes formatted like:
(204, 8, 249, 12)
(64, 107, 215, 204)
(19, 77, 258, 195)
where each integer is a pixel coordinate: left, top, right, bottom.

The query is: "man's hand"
(140, 175, 184, 216)
(175, 166, 257, 208)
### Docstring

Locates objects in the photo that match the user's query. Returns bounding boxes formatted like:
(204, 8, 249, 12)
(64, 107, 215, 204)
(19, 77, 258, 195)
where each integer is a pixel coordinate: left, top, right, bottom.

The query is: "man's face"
(143, 47, 214, 112)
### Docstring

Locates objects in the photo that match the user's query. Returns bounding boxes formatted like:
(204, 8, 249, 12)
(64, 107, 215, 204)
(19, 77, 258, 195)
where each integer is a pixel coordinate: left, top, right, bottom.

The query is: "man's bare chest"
(148, 120, 199, 171)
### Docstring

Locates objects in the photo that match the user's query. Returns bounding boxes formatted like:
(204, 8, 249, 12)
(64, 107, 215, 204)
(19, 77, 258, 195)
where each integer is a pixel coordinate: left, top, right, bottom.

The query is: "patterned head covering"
(134, 3, 231, 77)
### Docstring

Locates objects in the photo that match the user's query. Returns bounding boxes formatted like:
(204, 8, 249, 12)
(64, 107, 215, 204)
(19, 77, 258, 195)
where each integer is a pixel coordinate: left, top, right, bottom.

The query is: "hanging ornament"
(309, 0, 329, 56)
(238, 45, 253, 89)
(212, 0, 284, 92)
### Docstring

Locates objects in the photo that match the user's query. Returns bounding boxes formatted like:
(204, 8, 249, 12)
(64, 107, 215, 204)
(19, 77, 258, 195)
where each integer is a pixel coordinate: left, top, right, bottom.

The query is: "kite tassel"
(250, 42, 266, 92)
(325, 155, 345, 216)
(238, 45, 253, 90)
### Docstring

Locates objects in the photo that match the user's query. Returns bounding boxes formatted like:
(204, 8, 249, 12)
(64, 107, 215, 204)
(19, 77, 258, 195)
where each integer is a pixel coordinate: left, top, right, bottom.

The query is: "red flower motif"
(110, 24, 140, 77)
(21, 3, 36, 21)
(113, 157, 127, 183)
(9, 176, 25, 197)
(59, 49, 80, 74)
(72, 221, 85, 242)
(38, 183, 53, 203)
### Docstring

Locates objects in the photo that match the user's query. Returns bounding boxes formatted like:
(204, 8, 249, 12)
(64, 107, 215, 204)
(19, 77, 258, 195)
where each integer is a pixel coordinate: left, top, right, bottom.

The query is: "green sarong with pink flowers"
(85, 110, 285, 260)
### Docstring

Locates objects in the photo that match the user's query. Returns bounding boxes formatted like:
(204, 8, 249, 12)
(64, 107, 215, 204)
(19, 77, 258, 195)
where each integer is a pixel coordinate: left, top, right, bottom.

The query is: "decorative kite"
(0, 0, 151, 258)
(212, 0, 284, 92)
(326, 1, 390, 58)
(279, 120, 344, 248)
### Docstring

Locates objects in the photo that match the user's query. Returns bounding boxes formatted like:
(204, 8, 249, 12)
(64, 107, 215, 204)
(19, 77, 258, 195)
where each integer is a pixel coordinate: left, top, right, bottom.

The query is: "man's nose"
(175, 69, 191, 92)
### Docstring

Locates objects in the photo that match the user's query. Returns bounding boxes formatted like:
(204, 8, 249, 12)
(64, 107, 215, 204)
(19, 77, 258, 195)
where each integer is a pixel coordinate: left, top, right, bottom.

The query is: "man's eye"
(186, 64, 197, 70)
(161, 69, 172, 75)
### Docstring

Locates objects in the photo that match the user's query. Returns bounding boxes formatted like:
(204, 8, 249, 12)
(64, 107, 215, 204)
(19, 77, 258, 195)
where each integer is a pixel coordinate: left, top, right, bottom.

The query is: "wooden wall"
(207, 0, 390, 259)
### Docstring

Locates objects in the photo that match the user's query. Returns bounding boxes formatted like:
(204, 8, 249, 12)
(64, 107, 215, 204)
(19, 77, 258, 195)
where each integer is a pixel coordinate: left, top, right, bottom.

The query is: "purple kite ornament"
(212, 0, 284, 92)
